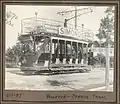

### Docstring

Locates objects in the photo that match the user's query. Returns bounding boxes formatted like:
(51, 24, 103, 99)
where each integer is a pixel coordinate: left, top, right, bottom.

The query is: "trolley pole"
(75, 6, 77, 29)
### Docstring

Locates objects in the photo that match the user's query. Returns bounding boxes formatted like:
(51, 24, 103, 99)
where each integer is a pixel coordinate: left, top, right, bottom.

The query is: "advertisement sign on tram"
(58, 27, 93, 41)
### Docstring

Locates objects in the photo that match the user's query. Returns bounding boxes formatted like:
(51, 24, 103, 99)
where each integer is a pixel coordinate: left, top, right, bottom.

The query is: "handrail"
(21, 17, 94, 32)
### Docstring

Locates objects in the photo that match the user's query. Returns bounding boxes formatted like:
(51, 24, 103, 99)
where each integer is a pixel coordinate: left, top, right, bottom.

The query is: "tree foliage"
(96, 6, 114, 47)
(6, 41, 34, 65)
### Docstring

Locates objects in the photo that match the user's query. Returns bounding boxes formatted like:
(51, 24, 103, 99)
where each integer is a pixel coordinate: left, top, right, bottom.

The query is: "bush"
(5, 62, 18, 68)
(93, 53, 106, 67)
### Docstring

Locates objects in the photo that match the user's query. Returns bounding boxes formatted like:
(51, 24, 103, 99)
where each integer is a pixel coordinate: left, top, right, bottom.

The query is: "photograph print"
(5, 5, 115, 92)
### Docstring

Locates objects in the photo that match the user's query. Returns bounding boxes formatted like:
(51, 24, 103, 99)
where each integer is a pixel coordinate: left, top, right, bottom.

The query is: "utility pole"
(75, 6, 77, 29)
(105, 33, 110, 91)
(64, 19, 67, 27)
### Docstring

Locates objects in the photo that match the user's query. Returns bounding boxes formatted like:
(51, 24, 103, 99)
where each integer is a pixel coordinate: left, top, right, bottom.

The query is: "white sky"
(6, 5, 110, 50)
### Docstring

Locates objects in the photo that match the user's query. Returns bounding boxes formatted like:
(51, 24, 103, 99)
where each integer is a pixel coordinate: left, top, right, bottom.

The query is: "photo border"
(0, 0, 120, 104)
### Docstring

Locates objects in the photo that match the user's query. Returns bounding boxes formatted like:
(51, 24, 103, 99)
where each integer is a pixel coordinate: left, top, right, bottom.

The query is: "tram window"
(66, 41, 71, 64)
(83, 44, 87, 53)
(35, 36, 50, 53)
(52, 39, 59, 56)
(59, 40, 65, 63)
(78, 43, 83, 51)
(78, 43, 83, 63)
(72, 42, 77, 64)
(51, 39, 59, 63)
(83, 44, 87, 64)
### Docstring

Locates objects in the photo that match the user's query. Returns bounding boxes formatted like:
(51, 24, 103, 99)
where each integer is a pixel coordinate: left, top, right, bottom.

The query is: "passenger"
(52, 54, 56, 64)
(72, 47, 76, 64)
(83, 47, 87, 64)
(59, 43, 64, 63)
(88, 49, 93, 65)
(83, 53, 87, 64)
(78, 47, 82, 63)
(66, 44, 71, 64)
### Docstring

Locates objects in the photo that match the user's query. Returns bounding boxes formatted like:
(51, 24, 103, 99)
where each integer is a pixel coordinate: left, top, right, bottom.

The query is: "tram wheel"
(23, 71, 33, 75)
(79, 69, 84, 73)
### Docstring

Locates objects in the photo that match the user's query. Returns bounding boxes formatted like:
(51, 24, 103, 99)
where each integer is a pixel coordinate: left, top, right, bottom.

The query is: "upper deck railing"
(21, 17, 94, 41)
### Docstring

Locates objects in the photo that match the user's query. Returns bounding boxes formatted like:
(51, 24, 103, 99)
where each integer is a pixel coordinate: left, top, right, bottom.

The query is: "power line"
(57, 6, 94, 29)
(57, 7, 92, 15)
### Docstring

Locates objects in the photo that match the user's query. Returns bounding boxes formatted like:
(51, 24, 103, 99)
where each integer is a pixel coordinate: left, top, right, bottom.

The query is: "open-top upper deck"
(20, 17, 94, 42)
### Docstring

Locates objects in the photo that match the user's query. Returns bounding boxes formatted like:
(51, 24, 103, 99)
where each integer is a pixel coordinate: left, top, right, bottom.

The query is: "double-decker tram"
(17, 17, 94, 75)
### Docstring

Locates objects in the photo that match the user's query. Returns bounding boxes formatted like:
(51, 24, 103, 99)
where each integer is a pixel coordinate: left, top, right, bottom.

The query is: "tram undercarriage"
(20, 63, 91, 75)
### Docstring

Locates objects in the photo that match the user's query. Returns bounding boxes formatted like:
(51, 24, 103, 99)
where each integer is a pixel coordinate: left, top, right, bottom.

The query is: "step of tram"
(21, 67, 91, 75)
(50, 67, 91, 73)
(36, 69, 90, 75)
(50, 63, 88, 68)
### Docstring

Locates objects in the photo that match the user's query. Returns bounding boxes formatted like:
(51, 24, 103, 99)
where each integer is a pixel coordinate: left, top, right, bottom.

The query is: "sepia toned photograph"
(5, 5, 115, 92)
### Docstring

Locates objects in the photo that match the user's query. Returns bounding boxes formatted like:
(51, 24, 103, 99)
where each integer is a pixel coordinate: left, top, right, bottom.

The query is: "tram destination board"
(1, 1, 120, 104)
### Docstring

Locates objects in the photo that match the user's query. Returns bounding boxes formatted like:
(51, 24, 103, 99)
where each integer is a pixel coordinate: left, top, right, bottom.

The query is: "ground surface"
(5, 68, 113, 91)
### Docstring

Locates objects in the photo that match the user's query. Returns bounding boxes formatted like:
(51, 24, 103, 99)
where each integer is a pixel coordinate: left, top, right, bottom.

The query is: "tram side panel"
(50, 37, 90, 70)
(18, 35, 91, 73)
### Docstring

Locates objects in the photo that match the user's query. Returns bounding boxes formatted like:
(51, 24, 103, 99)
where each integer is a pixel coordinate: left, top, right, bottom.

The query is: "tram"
(17, 17, 94, 75)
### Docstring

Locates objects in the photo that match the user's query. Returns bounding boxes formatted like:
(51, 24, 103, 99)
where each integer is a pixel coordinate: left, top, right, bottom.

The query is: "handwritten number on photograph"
(5, 92, 23, 99)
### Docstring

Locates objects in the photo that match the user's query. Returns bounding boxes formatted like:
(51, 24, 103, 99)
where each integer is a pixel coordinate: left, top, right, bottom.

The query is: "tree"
(6, 40, 34, 66)
(6, 47, 15, 61)
(93, 53, 106, 67)
(93, 41, 100, 47)
(96, 6, 114, 47)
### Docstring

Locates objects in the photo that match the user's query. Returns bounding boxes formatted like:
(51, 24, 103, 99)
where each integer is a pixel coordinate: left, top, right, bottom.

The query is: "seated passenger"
(59, 43, 64, 63)
(72, 49, 76, 64)
(78, 47, 82, 63)
(52, 54, 56, 64)
(66, 44, 71, 64)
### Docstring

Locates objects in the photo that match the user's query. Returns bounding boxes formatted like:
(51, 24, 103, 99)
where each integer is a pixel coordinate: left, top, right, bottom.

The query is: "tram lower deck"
(17, 34, 91, 75)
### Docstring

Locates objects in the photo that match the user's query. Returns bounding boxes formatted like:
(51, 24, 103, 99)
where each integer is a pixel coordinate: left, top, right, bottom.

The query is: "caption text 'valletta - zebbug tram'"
(17, 17, 94, 75)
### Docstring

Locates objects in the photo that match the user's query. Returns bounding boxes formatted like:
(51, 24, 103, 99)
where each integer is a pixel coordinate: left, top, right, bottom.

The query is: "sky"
(5, 5, 110, 50)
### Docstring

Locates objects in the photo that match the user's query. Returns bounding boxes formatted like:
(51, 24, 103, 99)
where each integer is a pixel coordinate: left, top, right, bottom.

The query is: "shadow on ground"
(47, 80, 68, 86)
